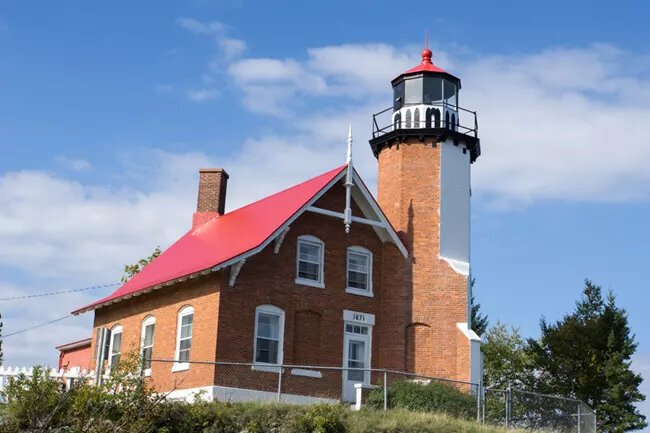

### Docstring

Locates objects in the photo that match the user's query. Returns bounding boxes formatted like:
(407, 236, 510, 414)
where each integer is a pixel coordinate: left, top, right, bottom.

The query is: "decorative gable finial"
(346, 124, 353, 164)
(344, 125, 354, 233)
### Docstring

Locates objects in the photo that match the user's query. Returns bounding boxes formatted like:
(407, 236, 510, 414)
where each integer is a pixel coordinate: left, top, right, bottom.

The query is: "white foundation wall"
(439, 140, 471, 274)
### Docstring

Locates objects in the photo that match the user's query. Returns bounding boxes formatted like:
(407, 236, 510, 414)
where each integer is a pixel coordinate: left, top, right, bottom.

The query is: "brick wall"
(377, 138, 471, 382)
(90, 274, 221, 391)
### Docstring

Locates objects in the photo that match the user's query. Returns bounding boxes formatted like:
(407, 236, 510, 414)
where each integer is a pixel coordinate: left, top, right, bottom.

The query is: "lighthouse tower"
(370, 46, 482, 383)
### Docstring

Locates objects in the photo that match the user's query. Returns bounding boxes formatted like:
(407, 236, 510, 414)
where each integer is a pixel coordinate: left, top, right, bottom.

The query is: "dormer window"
(296, 235, 325, 288)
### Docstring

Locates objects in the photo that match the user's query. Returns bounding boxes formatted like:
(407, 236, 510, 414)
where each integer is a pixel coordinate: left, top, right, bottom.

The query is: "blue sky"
(1, 0, 648, 423)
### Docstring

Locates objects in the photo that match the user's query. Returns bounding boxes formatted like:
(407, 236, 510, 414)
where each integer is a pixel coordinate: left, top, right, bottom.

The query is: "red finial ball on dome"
(421, 47, 433, 64)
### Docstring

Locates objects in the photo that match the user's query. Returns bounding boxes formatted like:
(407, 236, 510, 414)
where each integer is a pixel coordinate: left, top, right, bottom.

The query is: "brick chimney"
(192, 168, 229, 229)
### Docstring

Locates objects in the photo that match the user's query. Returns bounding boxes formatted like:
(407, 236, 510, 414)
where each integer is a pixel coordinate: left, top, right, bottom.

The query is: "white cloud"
(54, 155, 93, 172)
(187, 87, 220, 101)
(176, 17, 246, 60)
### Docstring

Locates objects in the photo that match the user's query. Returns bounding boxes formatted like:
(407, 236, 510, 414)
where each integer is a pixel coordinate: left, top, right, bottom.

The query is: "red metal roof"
(394, 48, 459, 83)
(73, 165, 347, 314)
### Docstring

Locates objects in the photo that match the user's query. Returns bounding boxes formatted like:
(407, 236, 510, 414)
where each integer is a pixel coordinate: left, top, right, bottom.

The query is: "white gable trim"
(75, 165, 407, 314)
(349, 168, 408, 257)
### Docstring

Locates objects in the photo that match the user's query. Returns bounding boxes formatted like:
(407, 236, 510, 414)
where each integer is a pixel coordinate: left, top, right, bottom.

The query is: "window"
(296, 235, 324, 288)
(423, 77, 443, 104)
(404, 77, 423, 104)
(173, 306, 193, 372)
(393, 81, 405, 110)
(254, 305, 284, 366)
(140, 316, 155, 374)
(108, 325, 122, 370)
(346, 246, 373, 297)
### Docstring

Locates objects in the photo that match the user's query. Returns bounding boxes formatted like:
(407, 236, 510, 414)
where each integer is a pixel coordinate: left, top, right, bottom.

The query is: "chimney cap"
(199, 168, 230, 179)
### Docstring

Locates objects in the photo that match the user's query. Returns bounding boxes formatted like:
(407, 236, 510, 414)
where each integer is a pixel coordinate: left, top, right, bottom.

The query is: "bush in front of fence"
(365, 379, 476, 419)
(152, 401, 345, 433)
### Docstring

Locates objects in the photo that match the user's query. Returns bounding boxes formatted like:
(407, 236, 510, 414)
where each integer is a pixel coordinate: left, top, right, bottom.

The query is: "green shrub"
(366, 380, 476, 419)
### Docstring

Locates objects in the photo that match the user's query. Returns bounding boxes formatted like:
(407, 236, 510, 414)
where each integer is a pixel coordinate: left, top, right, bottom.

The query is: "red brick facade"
(377, 138, 471, 381)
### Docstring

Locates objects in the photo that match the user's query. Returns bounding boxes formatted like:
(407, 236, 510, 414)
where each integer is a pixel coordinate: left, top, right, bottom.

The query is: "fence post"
(476, 383, 482, 423)
(482, 387, 487, 424)
(383, 370, 388, 411)
(593, 409, 597, 433)
(277, 366, 283, 403)
(505, 385, 512, 429)
(577, 403, 582, 433)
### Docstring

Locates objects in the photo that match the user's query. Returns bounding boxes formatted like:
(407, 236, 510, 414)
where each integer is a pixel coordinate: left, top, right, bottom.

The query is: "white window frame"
(140, 316, 155, 377)
(295, 235, 325, 289)
(172, 306, 194, 372)
(345, 246, 373, 297)
(108, 324, 123, 371)
(253, 305, 285, 368)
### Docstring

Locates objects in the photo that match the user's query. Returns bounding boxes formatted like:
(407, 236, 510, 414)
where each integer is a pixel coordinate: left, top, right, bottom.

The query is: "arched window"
(346, 246, 373, 296)
(433, 108, 441, 128)
(108, 324, 123, 370)
(425, 108, 432, 128)
(393, 112, 401, 130)
(405, 109, 412, 128)
(140, 316, 155, 374)
(296, 235, 325, 288)
(445, 111, 450, 129)
(413, 108, 420, 128)
(254, 305, 285, 366)
(451, 113, 456, 131)
(173, 306, 194, 372)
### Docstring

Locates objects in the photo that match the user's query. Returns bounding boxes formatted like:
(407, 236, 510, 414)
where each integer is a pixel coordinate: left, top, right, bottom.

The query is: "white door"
(342, 323, 371, 402)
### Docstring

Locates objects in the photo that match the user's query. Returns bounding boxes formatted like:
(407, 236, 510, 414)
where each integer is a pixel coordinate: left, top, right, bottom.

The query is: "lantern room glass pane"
(444, 80, 458, 108)
(404, 77, 423, 104)
(423, 77, 443, 104)
(393, 81, 404, 110)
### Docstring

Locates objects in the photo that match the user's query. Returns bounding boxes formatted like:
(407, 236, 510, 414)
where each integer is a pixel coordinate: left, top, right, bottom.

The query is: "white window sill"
(252, 364, 283, 373)
(171, 363, 189, 373)
(295, 278, 325, 289)
(291, 368, 322, 378)
(345, 287, 373, 298)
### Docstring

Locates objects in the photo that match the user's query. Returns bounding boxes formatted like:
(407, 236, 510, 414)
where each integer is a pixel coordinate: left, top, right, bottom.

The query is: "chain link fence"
(1, 359, 597, 432)
(483, 387, 597, 433)
(144, 359, 596, 432)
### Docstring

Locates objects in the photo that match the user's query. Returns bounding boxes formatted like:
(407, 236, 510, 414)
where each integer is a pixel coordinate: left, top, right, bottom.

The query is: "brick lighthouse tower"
(371, 45, 482, 383)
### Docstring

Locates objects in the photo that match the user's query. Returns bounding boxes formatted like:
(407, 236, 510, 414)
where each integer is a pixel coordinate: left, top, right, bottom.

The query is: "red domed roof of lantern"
(392, 45, 460, 85)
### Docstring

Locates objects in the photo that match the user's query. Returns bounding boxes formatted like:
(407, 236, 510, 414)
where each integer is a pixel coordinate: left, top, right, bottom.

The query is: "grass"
(347, 408, 517, 433)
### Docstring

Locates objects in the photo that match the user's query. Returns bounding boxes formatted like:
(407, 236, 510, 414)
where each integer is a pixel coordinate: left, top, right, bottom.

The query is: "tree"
(121, 246, 161, 282)
(470, 278, 489, 337)
(529, 280, 646, 432)
(482, 322, 533, 389)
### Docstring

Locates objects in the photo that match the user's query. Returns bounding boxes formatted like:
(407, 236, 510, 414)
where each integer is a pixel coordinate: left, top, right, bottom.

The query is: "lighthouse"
(371, 46, 482, 383)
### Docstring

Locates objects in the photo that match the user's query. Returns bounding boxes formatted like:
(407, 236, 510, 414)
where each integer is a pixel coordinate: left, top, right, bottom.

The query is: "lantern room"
(369, 45, 480, 163)
(391, 48, 462, 130)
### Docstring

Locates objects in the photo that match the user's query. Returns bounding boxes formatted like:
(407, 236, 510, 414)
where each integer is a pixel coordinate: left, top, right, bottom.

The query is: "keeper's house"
(71, 46, 482, 402)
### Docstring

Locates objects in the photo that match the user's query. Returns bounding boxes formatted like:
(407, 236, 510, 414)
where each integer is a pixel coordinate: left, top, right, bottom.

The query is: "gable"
(73, 164, 406, 315)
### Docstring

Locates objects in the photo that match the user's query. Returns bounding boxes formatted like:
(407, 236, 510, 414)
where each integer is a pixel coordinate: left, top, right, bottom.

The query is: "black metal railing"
(372, 102, 478, 139)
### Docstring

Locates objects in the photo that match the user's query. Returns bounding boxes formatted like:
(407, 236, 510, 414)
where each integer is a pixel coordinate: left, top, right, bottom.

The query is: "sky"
(0, 0, 648, 424)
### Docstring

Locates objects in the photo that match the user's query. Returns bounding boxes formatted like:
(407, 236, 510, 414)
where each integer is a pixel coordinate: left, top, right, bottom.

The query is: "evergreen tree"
(529, 280, 646, 432)
(121, 246, 162, 282)
(470, 278, 489, 337)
